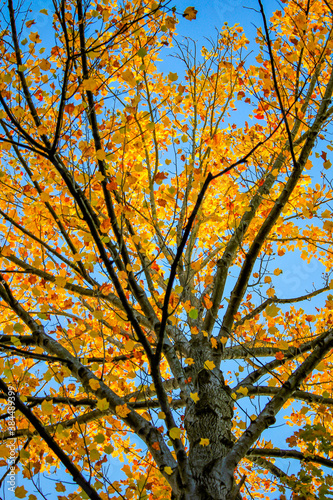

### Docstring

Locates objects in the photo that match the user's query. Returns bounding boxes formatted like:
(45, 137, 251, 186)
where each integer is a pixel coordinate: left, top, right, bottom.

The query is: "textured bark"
(182, 341, 235, 499)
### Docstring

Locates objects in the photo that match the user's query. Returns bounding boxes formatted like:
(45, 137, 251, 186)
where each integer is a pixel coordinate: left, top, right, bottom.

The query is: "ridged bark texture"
(184, 365, 235, 500)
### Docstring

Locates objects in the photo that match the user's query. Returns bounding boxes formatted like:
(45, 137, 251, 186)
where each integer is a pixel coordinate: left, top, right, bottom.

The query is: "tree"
(0, 0, 333, 498)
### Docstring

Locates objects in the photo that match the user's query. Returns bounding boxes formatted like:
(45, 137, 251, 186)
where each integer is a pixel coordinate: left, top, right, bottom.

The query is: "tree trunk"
(183, 362, 236, 500)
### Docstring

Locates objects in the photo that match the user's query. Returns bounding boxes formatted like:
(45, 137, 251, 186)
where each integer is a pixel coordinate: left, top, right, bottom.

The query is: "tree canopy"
(0, 0, 333, 499)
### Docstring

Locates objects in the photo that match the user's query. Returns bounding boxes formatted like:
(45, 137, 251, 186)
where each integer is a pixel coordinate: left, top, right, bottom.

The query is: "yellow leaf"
(273, 268, 282, 275)
(89, 379, 100, 391)
(124, 339, 135, 351)
(40, 59, 51, 71)
(185, 357, 195, 365)
(29, 32, 41, 43)
(322, 209, 331, 219)
(82, 77, 98, 91)
(97, 398, 110, 411)
(238, 420, 247, 430)
(15, 486, 27, 498)
(112, 131, 123, 144)
(199, 438, 209, 446)
(221, 336, 228, 344)
(277, 339, 289, 350)
(96, 149, 106, 161)
(190, 392, 200, 403)
(211, 337, 218, 349)
(158, 411, 166, 419)
(266, 287, 275, 298)
(41, 400, 53, 414)
(93, 310, 103, 320)
(169, 427, 182, 440)
(164, 466, 173, 475)
(55, 276, 67, 288)
(237, 386, 248, 396)
(268, 377, 277, 387)
(168, 72, 178, 82)
(323, 220, 333, 232)
(115, 404, 131, 418)
(264, 276, 271, 284)
(265, 304, 280, 317)
(204, 360, 215, 370)
(122, 69, 136, 87)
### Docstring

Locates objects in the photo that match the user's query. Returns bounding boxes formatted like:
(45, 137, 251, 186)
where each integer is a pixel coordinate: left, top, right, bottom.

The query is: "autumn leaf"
(204, 360, 215, 370)
(137, 48, 147, 58)
(15, 486, 27, 498)
(277, 339, 289, 350)
(96, 398, 110, 411)
(266, 287, 275, 298)
(82, 77, 99, 91)
(183, 6, 198, 20)
(237, 386, 248, 396)
(200, 438, 209, 446)
(169, 427, 182, 440)
(185, 357, 195, 365)
(96, 149, 106, 161)
(168, 72, 178, 82)
(89, 379, 100, 391)
(39, 59, 51, 71)
(265, 304, 280, 317)
(55, 483, 66, 492)
(115, 404, 131, 418)
(190, 392, 200, 403)
(164, 466, 173, 475)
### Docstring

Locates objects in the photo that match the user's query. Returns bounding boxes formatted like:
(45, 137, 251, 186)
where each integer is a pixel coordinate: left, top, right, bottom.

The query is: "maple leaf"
(115, 404, 131, 418)
(15, 486, 27, 498)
